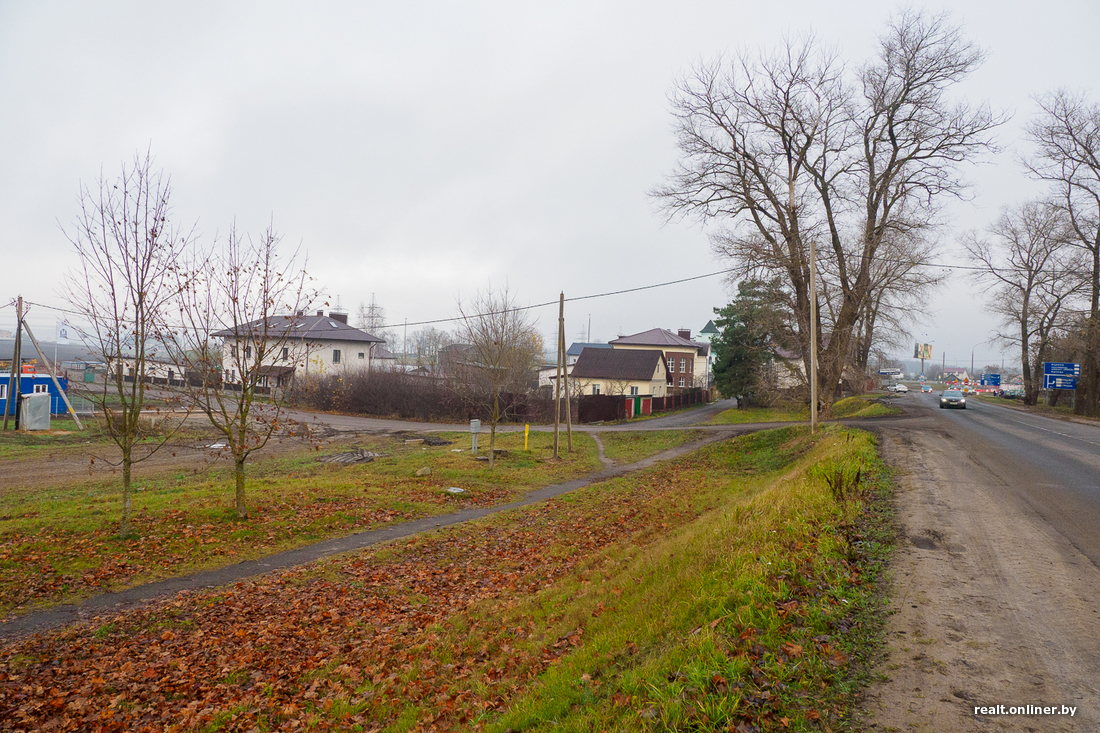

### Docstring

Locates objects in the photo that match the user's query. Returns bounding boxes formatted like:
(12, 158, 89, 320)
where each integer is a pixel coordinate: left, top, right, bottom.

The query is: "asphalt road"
(862, 392, 1100, 731)
(911, 391, 1100, 567)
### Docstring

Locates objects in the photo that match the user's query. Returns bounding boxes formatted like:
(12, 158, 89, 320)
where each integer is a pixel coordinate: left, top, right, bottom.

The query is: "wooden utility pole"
(553, 303, 562, 459)
(3, 296, 22, 430)
(809, 242, 818, 434)
(559, 293, 572, 451)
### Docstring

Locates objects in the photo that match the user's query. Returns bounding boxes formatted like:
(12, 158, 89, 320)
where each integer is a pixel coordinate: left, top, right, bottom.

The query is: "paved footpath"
(1, 425, 752, 640)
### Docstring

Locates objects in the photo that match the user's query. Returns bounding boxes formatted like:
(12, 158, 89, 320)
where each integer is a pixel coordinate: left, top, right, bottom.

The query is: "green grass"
(0, 427, 723, 615)
(1, 426, 894, 732)
(485, 427, 891, 732)
(597, 430, 704, 463)
(708, 395, 899, 425)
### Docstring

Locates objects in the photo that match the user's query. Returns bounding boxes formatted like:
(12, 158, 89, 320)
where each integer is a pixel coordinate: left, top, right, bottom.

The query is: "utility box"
(470, 419, 481, 454)
(20, 393, 51, 431)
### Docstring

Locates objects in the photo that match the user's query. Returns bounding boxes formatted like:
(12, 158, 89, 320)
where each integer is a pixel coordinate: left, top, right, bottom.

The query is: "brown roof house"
(569, 347, 669, 396)
(609, 328, 709, 389)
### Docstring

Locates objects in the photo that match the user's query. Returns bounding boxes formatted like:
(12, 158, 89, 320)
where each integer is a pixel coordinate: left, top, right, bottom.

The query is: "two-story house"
(215, 311, 385, 388)
(608, 329, 709, 389)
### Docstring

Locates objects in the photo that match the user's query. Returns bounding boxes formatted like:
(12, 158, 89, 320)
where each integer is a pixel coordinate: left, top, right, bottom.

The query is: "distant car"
(940, 389, 966, 409)
(894, 384, 909, 393)
(921, 384, 932, 393)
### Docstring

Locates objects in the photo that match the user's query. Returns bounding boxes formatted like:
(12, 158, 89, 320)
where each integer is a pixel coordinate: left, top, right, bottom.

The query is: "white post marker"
(470, 419, 480, 455)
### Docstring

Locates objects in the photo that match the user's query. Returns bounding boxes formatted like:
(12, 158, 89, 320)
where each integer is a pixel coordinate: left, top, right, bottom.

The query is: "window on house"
(333, 349, 341, 364)
(34, 384, 49, 394)
(358, 352, 365, 359)
(678, 377, 685, 387)
(667, 357, 674, 371)
(592, 384, 601, 395)
(679, 357, 686, 372)
(281, 347, 289, 360)
(0, 384, 6, 399)
(653, 386, 660, 395)
(245, 345, 252, 359)
(630, 386, 639, 395)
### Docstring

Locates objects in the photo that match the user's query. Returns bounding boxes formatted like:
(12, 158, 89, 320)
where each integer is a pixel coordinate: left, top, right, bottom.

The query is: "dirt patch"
(860, 428, 1100, 731)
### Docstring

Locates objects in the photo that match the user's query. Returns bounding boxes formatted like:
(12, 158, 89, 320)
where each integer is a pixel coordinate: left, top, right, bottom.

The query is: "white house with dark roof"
(609, 328, 709, 388)
(214, 310, 385, 386)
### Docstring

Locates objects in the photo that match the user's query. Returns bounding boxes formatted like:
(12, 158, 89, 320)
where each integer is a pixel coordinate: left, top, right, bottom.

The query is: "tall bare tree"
(656, 10, 1001, 411)
(964, 201, 1086, 404)
(451, 288, 542, 468)
(1025, 90, 1100, 415)
(62, 152, 194, 536)
(166, 225, 317, 518)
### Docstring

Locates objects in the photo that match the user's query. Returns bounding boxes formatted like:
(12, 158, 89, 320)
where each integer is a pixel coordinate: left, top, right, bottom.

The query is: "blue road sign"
(981, 374, 1001, 386)
(1043, 363, 1080, 390)
(1044, 362, 1081, 377)
(1044, 375, 1079, 390)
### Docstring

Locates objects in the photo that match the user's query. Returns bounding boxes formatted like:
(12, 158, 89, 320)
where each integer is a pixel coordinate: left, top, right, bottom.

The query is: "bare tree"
(1025, 90, 1100, 415)
(166, 225, 317, 518)
(451, 288, 542, 468)
(655, 10, 1001, 411)
(409, 326, 455, 368)
(964, 201, 1086, 404)
(62, 152, 194, 536)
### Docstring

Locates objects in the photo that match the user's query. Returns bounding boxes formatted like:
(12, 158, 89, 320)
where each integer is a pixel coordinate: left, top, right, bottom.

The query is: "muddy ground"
(861, 426, 1100, 732)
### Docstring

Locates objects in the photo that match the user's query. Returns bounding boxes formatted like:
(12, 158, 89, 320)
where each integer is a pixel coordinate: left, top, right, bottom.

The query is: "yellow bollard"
(524, 424, 529, 451)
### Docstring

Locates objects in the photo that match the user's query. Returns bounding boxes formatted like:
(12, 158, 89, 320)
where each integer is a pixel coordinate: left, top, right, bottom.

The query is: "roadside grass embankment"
(708, 395, 899, 425)
(596, 429, 705, 464)
(0, 429, 609, 616)
(0, 425, 894, 732)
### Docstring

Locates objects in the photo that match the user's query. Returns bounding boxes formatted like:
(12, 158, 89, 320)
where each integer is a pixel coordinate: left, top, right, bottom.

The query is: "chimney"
(316, 310, 324, 317)
(678, 329, 691, 340)
(329, 312, 348, 324)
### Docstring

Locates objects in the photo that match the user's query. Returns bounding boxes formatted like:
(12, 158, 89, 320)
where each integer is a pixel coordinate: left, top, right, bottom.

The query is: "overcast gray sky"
(2, 0, 1098, 369)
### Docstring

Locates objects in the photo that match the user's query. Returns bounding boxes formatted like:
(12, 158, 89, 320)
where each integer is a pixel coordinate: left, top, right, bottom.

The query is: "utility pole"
(553, 306, 562, 459)
(809, 240, 818, 434)
(3, 296, 21, 430)
(559, 293, 572, 452)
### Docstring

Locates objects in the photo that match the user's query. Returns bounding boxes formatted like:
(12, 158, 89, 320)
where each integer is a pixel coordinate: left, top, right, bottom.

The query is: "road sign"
(1043, 362, 1080, 390)
(981, 374, 1001, 386)
(878, 368, 902, 376)
(1044, 362, 1081, 377)
(1044, 375, 1079, 389)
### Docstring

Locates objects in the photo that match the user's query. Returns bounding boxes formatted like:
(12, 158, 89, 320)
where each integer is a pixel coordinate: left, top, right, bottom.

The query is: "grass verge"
(708, 395, 898, 424)
(1, 425, 895, 732)
(0, 429, 606, 615)
(597, 429, 705, 463)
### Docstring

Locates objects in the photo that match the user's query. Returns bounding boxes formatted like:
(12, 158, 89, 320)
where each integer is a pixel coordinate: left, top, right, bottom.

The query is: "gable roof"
(570, 348, 666, 381)
(566, 342, 611, 357)
(212, 314, 385, 344)
(610, 328, 703, 352)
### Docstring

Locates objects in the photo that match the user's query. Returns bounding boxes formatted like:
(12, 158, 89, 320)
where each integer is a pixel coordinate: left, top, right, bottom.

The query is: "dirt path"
(861, 426, 1100, 731)
(0, 428, 742, 640)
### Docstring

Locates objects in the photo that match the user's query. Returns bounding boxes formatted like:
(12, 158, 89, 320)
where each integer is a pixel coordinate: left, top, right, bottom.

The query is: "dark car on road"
(940, 389, 966, 409)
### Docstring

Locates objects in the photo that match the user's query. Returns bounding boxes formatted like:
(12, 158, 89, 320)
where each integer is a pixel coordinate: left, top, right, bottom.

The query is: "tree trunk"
(235, 455, 249, 519)
(120, 449, 133, 537)
(1022, 320, 1037, 406)
(1076, 239, 1100, 417)
(488, 423, 496, 469)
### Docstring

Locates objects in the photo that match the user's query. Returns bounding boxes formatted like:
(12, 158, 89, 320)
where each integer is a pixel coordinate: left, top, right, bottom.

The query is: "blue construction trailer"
(0, 373, 71, 416)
